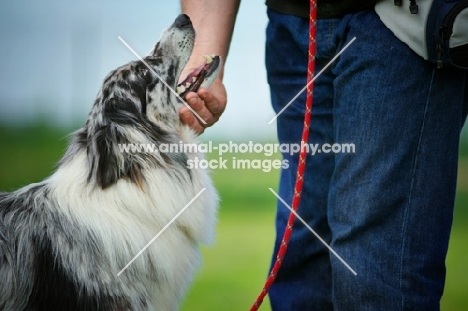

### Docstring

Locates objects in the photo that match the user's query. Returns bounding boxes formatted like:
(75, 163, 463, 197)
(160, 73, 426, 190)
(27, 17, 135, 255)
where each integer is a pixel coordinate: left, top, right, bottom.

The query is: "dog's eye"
(139, 67, 149, 77)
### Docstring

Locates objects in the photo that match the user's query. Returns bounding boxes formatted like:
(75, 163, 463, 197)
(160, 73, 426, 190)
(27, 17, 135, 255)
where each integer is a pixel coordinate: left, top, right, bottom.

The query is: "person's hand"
(179, 78, 227, 134)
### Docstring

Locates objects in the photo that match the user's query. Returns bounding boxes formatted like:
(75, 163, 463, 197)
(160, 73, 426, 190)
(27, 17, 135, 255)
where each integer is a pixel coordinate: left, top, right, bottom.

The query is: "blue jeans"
(266, 8, 468, 311)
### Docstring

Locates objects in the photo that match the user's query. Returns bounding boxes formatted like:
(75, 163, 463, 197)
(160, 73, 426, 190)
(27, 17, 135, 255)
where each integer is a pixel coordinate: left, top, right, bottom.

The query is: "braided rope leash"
(249, 1, 317, 310)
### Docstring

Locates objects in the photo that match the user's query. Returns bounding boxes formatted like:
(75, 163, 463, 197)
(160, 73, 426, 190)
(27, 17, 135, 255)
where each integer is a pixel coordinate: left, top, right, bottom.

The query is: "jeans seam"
(398, 68, 436, 310)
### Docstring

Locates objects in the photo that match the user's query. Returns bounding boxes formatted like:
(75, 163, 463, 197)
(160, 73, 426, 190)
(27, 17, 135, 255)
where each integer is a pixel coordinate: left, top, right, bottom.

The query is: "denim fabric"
(265, 8, 468, 311)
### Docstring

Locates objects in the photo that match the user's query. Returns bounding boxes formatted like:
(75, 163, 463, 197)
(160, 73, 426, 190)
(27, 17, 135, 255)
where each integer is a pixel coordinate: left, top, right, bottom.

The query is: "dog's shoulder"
(0, 183, 51, 231)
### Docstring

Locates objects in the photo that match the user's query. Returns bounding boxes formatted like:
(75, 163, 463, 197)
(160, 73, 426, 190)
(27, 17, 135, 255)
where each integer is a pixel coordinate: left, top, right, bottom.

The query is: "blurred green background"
(0, 126, 467, 310)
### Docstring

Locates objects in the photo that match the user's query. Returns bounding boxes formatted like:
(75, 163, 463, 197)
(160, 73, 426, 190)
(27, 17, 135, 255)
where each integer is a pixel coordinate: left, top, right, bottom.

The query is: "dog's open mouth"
(176, 55, 220, 98)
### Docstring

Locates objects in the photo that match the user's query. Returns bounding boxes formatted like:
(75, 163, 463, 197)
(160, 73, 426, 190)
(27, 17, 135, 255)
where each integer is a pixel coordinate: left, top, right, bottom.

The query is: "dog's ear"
(87, 96, 147, 190)
(91, 124, 120, 189)
(88, 124, 145, 190)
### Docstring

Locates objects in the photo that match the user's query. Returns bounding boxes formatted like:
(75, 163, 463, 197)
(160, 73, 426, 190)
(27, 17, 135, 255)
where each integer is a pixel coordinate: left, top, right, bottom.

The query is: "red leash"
(249, 1, 318, 310)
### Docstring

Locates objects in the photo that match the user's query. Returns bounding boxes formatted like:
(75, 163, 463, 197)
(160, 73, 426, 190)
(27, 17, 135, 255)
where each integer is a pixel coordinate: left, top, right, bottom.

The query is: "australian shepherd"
(0, 14, 220, 311)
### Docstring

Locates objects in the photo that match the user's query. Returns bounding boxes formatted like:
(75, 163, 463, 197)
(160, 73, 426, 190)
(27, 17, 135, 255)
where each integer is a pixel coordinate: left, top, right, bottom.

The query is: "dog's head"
(63, 15, 220, 189)
(90, 14, 220, 132)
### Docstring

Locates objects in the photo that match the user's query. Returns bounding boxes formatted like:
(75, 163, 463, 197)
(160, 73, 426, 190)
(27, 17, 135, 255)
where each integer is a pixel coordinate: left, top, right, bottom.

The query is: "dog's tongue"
(178, 63, 205, 88)
(177, 55, 217, 98)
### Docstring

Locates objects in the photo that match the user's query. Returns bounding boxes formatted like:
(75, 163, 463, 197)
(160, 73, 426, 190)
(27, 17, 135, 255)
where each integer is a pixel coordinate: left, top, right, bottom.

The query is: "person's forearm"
(181, 0, 240, 80)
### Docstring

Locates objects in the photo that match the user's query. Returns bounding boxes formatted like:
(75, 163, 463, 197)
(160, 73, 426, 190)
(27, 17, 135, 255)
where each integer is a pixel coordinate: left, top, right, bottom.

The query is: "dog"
(0, 14, 220, 311)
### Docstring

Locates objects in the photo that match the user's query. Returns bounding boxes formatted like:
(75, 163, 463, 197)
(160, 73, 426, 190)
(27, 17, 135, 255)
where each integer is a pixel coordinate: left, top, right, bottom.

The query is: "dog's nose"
(173, 14, 192, 28)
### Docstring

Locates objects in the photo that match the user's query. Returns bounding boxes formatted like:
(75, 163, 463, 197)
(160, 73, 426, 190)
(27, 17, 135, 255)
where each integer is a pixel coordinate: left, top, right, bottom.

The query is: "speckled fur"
(0, 15, 219, 311)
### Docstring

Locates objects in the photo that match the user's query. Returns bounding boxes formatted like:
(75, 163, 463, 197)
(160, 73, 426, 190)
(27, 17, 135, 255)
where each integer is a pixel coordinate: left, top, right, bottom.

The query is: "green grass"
(0, 126, 71, 190)
(181, 209, 275, 311)
(441, 158, 468, 310)
(1, 126, 468, 310)
(459, 138, 468, 158)
(180, 151, 279, 311)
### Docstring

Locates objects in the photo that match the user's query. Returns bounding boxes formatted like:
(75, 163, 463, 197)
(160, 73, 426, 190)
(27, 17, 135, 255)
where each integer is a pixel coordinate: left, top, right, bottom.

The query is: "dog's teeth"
(185, 82, 191, 88)
(203, 55, 213, 64)
(192, 77, 197, 83)
(176, 85, 185, 94)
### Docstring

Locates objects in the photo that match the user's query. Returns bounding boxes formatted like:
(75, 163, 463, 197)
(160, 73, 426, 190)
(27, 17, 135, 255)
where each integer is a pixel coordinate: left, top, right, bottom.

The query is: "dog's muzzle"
(173, 14, 221, 98)
(176, 55, 220, 98)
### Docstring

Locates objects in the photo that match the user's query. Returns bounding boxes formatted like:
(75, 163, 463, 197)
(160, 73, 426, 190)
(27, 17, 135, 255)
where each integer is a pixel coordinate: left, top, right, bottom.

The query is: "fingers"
(179, 80, 227, 135)
(185, 92, 218, 126)
(180, 105, 205, 134)
(198, 88, 223, 117)
(179, 93, 216, 135)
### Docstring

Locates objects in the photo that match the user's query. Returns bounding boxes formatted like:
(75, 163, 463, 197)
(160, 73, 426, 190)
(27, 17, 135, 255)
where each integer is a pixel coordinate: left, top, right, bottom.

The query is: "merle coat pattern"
(0, 14, 219, 311)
